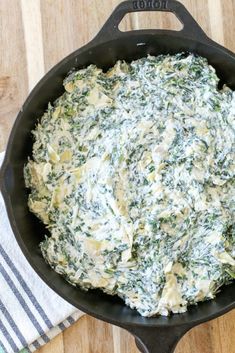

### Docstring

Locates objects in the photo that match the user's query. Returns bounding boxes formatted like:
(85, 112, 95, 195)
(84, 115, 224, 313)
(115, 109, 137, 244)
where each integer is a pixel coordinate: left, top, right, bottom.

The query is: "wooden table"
(1, 1, 235, 352)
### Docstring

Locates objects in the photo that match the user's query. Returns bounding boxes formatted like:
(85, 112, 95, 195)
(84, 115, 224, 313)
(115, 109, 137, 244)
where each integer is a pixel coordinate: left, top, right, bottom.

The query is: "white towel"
(0, 152, 84, 353)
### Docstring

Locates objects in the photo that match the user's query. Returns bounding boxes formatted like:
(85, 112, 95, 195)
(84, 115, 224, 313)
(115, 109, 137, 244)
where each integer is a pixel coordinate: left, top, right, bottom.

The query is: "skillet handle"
(126, 325, 191, 353)
(93, 0, 208, 43)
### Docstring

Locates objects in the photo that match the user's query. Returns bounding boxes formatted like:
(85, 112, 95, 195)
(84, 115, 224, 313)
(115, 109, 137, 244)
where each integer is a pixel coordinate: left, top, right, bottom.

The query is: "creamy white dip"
(24, 54, 235, 316)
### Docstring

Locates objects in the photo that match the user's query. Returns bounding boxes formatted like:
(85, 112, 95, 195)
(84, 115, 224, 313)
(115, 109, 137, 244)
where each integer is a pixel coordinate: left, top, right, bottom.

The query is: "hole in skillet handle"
(125, 325, 193, 353)
(92, 0, 209, 44)
(118, 11, 183, 32)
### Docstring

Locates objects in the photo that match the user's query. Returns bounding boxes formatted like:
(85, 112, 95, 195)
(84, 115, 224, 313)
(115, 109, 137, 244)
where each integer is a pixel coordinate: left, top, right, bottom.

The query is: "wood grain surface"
(0, 1, 235, 352)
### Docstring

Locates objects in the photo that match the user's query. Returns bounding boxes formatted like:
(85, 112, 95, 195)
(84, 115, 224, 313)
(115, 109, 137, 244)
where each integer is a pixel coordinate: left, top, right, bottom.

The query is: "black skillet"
(1, 1, 235, 352)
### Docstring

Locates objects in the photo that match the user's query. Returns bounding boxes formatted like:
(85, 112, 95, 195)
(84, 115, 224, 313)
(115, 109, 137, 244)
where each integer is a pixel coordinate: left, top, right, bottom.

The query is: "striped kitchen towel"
(0, 152, 84, 353)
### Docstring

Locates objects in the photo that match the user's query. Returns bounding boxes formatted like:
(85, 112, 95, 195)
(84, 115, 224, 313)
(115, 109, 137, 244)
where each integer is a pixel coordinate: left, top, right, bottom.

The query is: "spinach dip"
(24, 53, 235, 317)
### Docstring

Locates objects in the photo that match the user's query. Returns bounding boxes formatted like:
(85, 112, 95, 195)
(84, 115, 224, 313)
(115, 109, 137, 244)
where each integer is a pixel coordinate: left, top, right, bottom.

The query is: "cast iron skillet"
(1, 1, 235, 352)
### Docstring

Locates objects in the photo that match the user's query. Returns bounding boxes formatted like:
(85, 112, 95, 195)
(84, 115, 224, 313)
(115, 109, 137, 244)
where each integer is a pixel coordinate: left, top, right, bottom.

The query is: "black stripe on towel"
(0, 299, 28, 347)
(0, 245, 53, 329)
(0, 264, 49, 343)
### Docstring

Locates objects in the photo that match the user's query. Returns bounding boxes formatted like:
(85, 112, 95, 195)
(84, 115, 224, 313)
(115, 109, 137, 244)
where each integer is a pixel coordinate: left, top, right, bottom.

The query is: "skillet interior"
(1, 32, 235, 329)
